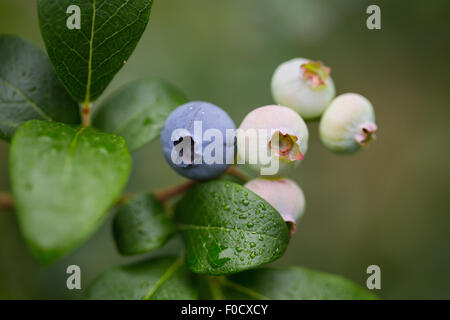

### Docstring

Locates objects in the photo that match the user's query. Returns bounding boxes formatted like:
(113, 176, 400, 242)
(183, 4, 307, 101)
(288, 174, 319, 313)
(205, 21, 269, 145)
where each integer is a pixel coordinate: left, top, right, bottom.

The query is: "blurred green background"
(1, 0, 450, 299)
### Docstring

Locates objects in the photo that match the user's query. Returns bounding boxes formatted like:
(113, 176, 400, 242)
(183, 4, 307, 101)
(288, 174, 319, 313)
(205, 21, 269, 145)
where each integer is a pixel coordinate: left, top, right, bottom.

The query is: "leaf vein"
(177, 224, 285, 244)
(84, 0, 97, 104)
(94, 0, 131, 34)
(220, 278, 270, 300)
(142, 257, 182, 300)
(0, 76, 51, 121)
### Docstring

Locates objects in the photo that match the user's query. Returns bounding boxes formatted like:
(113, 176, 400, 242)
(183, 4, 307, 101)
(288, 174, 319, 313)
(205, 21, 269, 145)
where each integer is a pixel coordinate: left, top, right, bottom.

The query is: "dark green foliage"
(93, 78, 187, 151)
(9, 120, 131, 263)
(0, 35, 80, 141)
(86, 256, 198, 300)
(38, 0, 153, 102)
(175, 181, 290, 275)
(113, 194, 176, 255)
(221, 267, 377, 300)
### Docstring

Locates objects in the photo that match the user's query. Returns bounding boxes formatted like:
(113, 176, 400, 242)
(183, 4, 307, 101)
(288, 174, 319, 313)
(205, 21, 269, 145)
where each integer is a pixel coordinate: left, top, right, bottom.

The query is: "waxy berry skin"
(319, 93, 377, 154)
(245, 178, 305, 234)
(160, 101, 236, 180)
(271, 58, 335, 120)
(237, 105, 308, 175)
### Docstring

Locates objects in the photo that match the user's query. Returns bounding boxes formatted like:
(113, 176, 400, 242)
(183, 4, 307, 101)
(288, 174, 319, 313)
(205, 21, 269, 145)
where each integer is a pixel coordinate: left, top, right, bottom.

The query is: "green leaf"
(175, 181, 290, 276)
(113, 193, 176, 255)
(38, 0, 153, 102)
(0, 35, 80, 141)
(219, 173, 247, 186)
(220, 266, 377, 300)
(86, 256, 198, 300)
(9, 120, 131, 263)
(93, 78, 187, 151)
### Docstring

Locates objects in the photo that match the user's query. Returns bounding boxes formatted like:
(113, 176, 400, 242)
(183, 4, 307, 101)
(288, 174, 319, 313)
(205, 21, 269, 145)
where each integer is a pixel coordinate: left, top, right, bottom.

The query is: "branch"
(155, 180, 197, 202)
(0, 167, 246, 211)
(226, 166, 250, 182)
(0, 193, 14, 210)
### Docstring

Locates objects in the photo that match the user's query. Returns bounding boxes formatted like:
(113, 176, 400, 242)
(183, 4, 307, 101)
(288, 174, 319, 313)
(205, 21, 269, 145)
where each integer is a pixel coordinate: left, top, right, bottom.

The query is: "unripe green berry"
(319, 93, 377, 153)
(244, 178, 305, 234)
(271, 58, 336, 120)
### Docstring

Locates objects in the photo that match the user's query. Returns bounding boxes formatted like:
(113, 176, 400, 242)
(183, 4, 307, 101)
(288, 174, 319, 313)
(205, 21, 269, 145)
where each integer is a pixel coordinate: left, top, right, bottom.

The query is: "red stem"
(0, 193, 13, 210)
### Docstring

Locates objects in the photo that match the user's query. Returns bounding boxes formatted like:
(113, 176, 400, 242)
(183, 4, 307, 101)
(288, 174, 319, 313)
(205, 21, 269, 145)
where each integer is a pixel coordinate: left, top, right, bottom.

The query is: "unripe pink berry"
(244, 178, 305, 234)
(237, 105, 309, 176)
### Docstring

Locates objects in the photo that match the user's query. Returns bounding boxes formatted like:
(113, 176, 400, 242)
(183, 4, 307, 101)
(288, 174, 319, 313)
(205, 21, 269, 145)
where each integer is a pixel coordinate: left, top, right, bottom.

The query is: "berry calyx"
(301, 61, 331, 89)
(355, 122, 377, 146)
(269, 131, 304, 161)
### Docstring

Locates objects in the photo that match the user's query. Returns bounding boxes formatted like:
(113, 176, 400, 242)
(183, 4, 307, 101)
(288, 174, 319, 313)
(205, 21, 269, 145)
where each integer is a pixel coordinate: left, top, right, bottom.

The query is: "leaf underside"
(38, 0, 153, 102)
(0, 35, 80, 141)
(175, 181, 290, 276)
(113, 193, 176, 255)
(9, 120, 131, 263)
(86, 256, 198, 300)
(93, 78, 187, 151)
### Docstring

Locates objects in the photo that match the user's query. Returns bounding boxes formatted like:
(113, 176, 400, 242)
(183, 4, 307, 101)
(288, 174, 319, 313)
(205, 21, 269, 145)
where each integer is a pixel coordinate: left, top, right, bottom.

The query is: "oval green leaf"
(38, 0, 153, 102)
(86, 256, 198, 300)
(113, 193, 176, 255)
(0, 35, 80, 141)
(93, 78, 187, 151)
(175, 181, 290, 276)
(220, 267, 377, 300)
(9, 120, 131, 263)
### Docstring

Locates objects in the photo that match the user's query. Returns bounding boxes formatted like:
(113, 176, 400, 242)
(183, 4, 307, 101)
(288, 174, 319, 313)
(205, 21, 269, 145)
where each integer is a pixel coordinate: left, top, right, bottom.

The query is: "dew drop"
(143, 117, 152, 125)
(206, 242, 231, 268)
(210, 191, 218, 198)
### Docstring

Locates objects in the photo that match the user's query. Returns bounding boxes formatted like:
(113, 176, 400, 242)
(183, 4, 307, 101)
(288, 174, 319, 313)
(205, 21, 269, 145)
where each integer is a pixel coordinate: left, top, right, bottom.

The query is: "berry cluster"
(161, 57, 377, 233)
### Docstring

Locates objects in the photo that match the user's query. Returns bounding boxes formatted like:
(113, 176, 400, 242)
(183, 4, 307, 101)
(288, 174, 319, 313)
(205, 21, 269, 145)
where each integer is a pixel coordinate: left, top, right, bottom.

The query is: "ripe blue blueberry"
(160, 101, 236, 180)
(271, 58, 335, 120)
(245, 178, 305, 234)
(319, 93, 377, 153)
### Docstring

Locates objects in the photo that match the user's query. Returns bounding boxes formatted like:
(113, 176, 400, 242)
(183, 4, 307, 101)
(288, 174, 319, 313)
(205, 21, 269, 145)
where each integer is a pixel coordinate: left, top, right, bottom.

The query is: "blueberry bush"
(0, 1, 378, 300)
